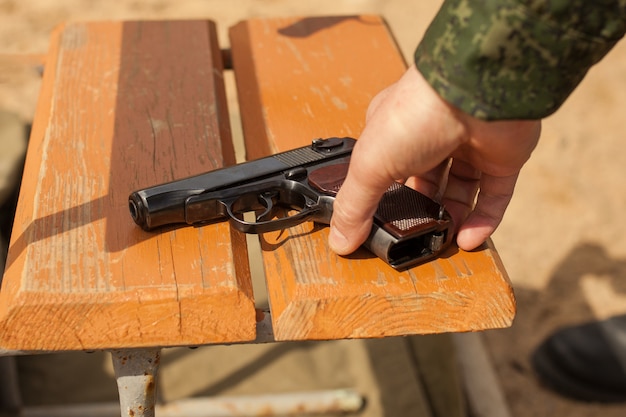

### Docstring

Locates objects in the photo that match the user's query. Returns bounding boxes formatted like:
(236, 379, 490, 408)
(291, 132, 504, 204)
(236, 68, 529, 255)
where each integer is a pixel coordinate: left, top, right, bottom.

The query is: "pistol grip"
(369, 182, 452, 269)
(308, 162, 453, 270)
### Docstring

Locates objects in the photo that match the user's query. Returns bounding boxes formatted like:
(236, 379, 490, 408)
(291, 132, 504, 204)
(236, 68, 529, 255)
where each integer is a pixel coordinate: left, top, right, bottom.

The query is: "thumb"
(328, 145, 393, 255)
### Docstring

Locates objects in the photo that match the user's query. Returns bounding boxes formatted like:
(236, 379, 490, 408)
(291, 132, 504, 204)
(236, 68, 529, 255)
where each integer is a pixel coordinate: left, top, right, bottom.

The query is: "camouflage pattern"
(415, 0, 626, 120)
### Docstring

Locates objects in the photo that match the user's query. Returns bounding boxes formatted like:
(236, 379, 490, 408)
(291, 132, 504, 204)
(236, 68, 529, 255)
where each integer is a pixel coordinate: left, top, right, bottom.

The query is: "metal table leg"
(111, 348, 161, 417)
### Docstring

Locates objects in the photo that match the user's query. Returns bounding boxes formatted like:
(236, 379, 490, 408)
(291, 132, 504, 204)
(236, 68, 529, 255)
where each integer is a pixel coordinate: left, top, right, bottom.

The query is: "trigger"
(256, 191, 277, 222)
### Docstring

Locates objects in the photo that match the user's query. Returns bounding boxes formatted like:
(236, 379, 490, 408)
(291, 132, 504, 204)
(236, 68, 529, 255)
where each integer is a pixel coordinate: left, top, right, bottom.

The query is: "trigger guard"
(228, 206, 320, 234)
(220, 182, 326, 234)
(227, 203, 322, 234)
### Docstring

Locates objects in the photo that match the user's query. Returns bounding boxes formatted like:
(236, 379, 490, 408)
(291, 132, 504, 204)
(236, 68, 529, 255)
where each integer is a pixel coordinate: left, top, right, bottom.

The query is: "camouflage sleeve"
(414, 0, 626, 120)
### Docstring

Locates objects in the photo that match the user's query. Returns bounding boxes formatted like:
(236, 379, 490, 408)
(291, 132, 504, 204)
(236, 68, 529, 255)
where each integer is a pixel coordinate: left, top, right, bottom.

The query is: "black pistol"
(128, 137, 453, 270)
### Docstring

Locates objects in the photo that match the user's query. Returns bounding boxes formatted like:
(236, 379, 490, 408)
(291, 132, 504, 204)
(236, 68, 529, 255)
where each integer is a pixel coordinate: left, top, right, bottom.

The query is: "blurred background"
(2, 1, 626, 416)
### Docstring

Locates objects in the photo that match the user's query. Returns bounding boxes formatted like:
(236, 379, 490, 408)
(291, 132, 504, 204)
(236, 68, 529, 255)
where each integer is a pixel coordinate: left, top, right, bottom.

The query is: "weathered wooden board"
(0, 21, 256, 351)
(230, 16, 516, 340)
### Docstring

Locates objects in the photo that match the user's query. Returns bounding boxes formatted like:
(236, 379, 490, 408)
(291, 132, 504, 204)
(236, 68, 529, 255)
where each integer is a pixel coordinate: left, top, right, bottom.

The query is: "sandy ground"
(2, 1, 626, 416)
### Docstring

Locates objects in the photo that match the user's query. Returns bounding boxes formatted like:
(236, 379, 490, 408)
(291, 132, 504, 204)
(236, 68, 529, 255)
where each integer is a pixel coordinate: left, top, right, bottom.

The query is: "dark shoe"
(531, 315, 626, 402)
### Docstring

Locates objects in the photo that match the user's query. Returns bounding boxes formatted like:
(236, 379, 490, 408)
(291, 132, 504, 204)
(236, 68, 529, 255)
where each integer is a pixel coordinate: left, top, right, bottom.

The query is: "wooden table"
(0, 16, 515, 416)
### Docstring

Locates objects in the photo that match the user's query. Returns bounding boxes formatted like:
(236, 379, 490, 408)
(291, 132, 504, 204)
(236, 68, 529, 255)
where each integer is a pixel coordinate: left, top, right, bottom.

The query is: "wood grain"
(230, 16, 516, 340)
(0, 21, 256, 351)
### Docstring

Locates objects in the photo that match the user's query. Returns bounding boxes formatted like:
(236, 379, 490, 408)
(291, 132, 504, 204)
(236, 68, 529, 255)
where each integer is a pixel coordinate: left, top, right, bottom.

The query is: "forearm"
(415, 0, 626, 120)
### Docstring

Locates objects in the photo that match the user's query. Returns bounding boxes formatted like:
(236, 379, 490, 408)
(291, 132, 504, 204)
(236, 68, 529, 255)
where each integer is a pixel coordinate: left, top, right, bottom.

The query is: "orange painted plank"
(0, 21, 255, 351)
(230, 16, 515, 340)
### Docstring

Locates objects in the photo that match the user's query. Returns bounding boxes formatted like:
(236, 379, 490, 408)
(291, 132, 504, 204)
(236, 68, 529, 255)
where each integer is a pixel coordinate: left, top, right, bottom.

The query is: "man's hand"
(329, 65, 541, 254)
